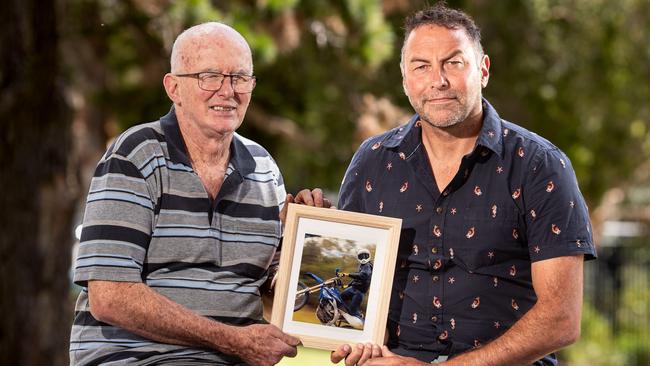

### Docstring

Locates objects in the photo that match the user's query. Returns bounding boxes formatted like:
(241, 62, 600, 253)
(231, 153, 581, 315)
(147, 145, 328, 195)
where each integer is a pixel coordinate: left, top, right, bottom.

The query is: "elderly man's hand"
(292, 188, 333, 208)
(331, 343, 381, 366)
(235, 324, 300, 366)
(279, 188, 334, 224)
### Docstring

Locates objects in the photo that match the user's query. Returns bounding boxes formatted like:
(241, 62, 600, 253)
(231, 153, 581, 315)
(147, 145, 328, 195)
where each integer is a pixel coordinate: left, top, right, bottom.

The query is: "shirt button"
(431, 316, 438, 322)
(436, 207, 443, 214)
(433, 275, 439, 282)
(431, 247, 438, 254)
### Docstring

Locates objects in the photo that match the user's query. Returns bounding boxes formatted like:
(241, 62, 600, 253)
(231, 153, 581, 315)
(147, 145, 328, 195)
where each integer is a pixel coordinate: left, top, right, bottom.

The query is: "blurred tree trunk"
(0, 0, 75, 365)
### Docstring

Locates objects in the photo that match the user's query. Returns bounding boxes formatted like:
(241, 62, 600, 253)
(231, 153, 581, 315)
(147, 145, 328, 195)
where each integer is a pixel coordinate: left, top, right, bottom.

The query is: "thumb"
(279, 331, 301, 347)
(280, 194, 294, 223)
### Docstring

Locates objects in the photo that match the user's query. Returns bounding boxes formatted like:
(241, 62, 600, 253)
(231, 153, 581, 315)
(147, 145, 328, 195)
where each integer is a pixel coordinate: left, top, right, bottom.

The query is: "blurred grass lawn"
(263, 296, 344, 365)
(278, 346, 342, 366)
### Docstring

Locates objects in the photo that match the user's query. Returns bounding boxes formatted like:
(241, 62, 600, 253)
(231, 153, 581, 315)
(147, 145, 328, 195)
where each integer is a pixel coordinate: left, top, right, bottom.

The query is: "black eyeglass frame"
(174, 71, 257, 93)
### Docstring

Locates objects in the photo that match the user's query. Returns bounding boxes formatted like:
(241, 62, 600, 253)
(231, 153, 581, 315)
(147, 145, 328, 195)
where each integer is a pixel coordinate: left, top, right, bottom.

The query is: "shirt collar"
(475, 98, 504, 158)
(160, 105, 256, 177)
(382, 98, 504, 159)
(160, 106, 192, 166)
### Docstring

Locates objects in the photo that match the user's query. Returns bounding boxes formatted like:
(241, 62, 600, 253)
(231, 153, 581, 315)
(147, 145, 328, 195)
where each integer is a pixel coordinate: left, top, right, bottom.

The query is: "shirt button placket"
(430, 200, 446, 325)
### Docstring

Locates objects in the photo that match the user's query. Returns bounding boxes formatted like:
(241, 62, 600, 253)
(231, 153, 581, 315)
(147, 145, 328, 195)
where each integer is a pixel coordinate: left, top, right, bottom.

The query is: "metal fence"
(567, 227, 650, 366)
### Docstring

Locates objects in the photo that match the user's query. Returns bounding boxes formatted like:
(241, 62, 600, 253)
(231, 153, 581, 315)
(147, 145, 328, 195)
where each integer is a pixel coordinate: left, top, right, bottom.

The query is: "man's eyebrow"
(408, 49, 465, 64)
(408, 57, 431, 64)
(443, 50, 464, 59)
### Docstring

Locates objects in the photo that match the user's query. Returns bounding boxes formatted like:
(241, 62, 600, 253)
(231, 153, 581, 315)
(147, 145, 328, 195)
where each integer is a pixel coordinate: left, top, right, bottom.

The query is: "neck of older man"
(177, 115, 232, 200)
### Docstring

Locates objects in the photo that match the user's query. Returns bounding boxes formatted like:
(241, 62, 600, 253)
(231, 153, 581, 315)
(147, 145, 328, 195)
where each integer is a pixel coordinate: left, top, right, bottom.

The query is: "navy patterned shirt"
(338, 99, 596, 365)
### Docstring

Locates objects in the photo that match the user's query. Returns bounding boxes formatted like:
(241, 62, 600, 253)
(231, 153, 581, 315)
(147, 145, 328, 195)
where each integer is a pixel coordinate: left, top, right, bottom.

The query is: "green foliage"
(469, 0, 650, 206)
(561, 238, 650, 365)
(561, 295, 650, 366)
(65, 0, 650, 206)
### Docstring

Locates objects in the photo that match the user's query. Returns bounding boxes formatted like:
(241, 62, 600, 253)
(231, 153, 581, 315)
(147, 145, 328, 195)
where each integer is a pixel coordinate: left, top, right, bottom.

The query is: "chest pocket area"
(218, 220, 280, 278)
(450, 203, 526, 275)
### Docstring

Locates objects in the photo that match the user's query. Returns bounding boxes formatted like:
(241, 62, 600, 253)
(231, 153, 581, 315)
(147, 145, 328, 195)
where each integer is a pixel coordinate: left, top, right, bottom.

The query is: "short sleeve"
(73, 154, 155, 287)
(523, 148, 596, 262)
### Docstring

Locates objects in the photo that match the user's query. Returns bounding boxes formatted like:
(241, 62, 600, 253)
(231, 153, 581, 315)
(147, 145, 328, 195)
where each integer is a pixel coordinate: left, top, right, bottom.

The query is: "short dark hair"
(401, 2, 484, 62)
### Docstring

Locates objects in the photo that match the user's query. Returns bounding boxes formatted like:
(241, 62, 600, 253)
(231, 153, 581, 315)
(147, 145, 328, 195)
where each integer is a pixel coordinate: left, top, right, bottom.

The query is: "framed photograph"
(271, 204, 402, 350)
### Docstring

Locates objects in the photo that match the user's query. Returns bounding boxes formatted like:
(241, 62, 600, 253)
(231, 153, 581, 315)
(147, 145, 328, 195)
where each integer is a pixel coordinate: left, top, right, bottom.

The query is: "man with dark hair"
(294, 2, 596, 365)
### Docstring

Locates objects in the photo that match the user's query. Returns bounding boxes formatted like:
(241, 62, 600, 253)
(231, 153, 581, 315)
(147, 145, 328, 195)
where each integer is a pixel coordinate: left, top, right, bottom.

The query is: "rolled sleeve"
(523, 148, 596, 262)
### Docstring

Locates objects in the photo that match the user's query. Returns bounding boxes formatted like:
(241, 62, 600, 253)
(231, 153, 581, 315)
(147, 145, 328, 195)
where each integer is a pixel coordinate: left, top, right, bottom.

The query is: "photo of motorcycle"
(293, 269, 365, 330)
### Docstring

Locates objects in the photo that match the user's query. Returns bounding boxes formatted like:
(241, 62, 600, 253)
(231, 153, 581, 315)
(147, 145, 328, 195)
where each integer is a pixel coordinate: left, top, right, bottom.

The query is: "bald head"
(170, 22, 252, 74)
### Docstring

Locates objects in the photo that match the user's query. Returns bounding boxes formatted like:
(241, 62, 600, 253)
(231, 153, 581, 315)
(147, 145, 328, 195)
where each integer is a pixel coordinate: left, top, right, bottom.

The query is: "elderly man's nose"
(217, 76, 236, 96)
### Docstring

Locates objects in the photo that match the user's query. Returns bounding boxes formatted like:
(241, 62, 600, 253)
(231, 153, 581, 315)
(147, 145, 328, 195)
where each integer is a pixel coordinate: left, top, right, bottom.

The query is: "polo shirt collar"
(160, 106, 256, 177)
(382, 98, 504, 159)
(229, 134, 256, 177)
(160, 106, 192, 166)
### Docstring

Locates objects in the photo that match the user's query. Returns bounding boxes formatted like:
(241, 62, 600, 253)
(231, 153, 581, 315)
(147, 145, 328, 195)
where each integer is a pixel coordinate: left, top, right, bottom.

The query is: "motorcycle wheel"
(317, 298, 339, 326)
(293, 281, 309, 311)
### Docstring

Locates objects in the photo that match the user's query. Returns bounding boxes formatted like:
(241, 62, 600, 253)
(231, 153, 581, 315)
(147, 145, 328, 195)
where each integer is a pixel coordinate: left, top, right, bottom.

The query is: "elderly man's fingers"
(311, 188, 324, 207)
(293, 189, 315, 206)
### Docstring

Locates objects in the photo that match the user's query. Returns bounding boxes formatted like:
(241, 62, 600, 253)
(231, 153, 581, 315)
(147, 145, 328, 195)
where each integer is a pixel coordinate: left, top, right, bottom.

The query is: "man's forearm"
(444, 256, 584, 366)
(88, 281, 243, 355)
(443, 301, 576, 365)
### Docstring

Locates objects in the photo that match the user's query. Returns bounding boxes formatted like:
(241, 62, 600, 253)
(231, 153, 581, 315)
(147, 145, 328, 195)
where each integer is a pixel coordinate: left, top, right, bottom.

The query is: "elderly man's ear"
(163, 73, 181, 105)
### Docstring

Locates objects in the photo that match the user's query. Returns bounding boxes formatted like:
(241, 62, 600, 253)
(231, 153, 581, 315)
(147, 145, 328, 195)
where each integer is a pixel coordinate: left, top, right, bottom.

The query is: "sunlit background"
(1, 0, 649, 365)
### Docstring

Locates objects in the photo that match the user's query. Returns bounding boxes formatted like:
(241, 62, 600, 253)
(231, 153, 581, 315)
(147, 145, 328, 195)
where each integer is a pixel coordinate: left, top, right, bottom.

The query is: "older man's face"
(402, 25, 488, 129)
(175, 32, 253, 137)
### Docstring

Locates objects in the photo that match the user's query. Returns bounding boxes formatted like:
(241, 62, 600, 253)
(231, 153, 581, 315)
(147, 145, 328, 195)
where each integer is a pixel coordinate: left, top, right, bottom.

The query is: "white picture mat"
(282, 217, 390, 342)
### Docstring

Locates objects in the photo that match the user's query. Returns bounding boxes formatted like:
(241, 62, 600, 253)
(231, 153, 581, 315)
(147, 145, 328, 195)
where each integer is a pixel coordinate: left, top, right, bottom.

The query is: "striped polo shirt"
(70, 107, 286, 365)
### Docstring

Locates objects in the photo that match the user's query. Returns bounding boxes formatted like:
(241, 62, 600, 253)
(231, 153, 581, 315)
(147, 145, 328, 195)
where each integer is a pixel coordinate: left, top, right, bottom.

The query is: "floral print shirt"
(338, 99, 596, 365)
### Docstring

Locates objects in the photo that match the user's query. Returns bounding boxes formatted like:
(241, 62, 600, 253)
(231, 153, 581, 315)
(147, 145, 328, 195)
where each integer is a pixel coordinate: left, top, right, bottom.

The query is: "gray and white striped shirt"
(70, 107, 285, 365)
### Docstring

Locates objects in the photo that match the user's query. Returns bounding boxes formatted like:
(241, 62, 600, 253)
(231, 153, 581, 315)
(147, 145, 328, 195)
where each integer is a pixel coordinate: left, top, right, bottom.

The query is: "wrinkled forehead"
(176, 28, 253, 73)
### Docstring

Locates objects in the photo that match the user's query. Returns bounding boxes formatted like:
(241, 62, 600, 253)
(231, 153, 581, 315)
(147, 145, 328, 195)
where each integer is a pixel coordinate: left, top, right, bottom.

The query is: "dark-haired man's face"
(402, 25, 489, 129)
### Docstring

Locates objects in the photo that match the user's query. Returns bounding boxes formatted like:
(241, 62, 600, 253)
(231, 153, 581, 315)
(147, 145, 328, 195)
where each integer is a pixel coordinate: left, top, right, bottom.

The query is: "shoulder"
(361, 123, 409, 151)
(234, 133, 279, 170)
(234, 133, 273, 158)
(351, 122, 411, 163)
(105, 120, 165, 161)
(501, 120, 569, 166)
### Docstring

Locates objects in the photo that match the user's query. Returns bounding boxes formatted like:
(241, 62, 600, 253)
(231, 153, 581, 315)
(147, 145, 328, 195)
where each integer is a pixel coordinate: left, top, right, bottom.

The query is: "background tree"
(0, 0, 73, 365)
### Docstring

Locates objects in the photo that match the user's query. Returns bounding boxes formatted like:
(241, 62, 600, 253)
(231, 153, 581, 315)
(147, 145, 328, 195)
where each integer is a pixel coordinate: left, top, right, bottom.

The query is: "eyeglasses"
(174, 71, 256, 93)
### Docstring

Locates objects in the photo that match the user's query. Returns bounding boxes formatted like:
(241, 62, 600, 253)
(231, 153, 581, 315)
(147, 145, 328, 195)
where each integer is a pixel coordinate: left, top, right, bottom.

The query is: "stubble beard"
(413, 89, 483, 130)
(414, 97, 467, 129)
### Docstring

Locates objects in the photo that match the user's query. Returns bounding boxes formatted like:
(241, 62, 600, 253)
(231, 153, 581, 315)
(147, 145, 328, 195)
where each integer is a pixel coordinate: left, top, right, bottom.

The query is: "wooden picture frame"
(271, 204, 402, 350)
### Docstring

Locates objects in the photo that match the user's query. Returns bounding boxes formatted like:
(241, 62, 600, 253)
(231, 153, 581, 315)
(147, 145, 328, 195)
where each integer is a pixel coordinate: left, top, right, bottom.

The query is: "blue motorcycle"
(294, 269, 364, 329)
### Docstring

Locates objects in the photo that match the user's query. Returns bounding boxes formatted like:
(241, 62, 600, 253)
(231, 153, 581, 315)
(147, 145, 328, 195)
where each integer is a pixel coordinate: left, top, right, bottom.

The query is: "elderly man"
(295, 3, 596, 366)
(69, 23, 299, 365)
